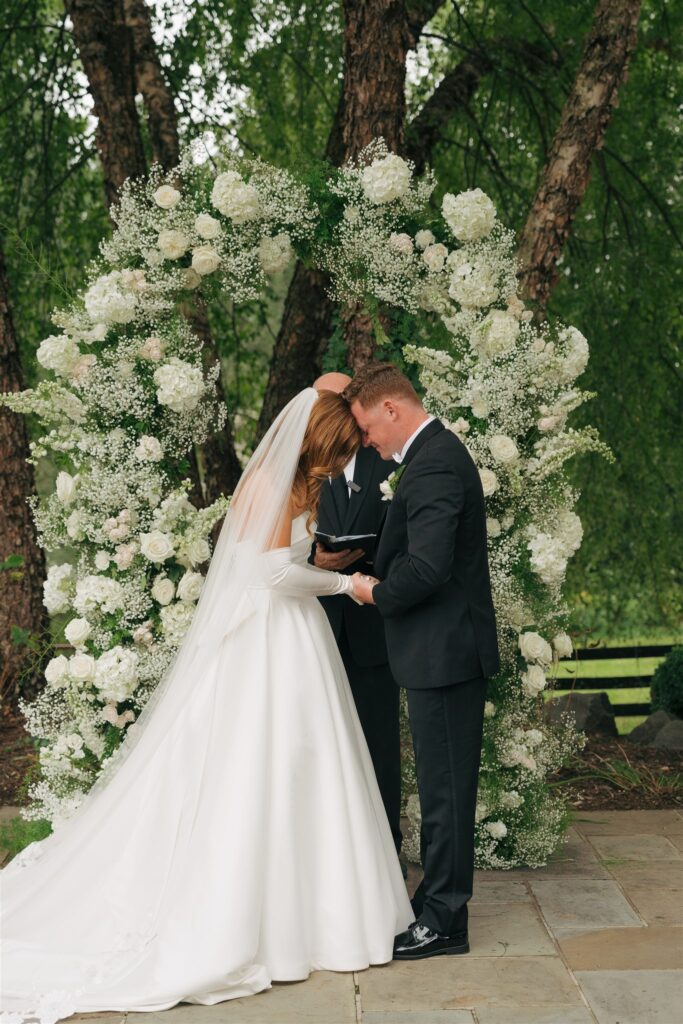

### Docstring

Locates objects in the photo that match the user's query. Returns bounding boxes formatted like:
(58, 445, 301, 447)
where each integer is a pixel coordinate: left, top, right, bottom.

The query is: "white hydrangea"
(73, 575, 125, 616)
(154, 357, 205, 414)
(36, 335, 80, 377)
(485, 820, 508, 839)
(160, 601, 195, 644)
(422, 242, 447, 273)
(258, 232, 293, 274)
(211, 173, 261, 223)
(554, 510, 583, 557)
(84, 271, 137, 324)
(94, 646, 139, 703)
(442, 188, 496, 241)
(361, 154, 412, 204)
(447, 251, 498, 308)
(43, 563, 74, 614)
(559, 326, 589, 381)
(473, 309, 520, 359)
(527, 529, 568, 586)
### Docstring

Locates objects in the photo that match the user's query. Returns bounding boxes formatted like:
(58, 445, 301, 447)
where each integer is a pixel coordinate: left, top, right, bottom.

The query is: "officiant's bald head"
(313, 372, 352, 395)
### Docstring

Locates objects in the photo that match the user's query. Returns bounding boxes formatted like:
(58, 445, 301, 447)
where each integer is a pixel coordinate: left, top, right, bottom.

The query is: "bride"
(0, 386, 414, 1024)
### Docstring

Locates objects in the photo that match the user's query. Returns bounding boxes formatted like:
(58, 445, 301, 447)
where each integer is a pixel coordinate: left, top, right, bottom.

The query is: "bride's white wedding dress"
(1, 510, 413, 1023)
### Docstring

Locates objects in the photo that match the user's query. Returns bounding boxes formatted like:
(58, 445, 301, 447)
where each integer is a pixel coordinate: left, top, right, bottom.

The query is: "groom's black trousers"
(408, 675, 487, 937)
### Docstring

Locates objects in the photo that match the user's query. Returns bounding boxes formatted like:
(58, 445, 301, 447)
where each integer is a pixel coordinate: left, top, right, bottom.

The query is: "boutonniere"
(379, 464, 406, 501)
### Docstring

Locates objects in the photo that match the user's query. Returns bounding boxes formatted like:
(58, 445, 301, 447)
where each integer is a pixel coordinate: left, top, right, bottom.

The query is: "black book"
(314, 531, 376, 557)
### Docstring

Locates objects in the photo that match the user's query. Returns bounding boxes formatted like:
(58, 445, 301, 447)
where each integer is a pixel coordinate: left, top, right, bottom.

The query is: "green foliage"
(0, 813, 52, 861)
(651, 647, 683, 717)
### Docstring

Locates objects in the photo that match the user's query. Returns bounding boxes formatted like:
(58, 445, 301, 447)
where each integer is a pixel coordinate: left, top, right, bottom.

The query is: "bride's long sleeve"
(258, 547, 358, 599)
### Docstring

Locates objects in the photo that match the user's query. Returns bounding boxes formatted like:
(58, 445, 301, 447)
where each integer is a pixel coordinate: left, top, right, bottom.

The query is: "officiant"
(311, 373, 402, 856)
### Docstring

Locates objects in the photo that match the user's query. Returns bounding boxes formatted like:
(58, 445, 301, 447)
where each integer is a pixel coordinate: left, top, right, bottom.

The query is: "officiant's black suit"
(373, 418, 500, 938)
(311, 444, 403, 854)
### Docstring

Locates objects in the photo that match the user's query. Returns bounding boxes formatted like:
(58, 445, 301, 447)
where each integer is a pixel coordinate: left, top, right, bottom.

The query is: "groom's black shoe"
(393, 921, 469, 960)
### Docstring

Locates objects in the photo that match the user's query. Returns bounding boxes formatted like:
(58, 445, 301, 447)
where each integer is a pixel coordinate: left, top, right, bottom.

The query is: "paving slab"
(575, 968, 683, 1024)
(540, 826, 611, 878)
(607, 860, 683, 891)
(475, 1008, 595, 1024)
(623, 886, 683, 926)
(668, 834, 683, 853)
(470, 902, 556, 957)
(529, 878, 643, 938)
(126, 972, 357, 1023)
(590, 834, 683, 863)
(362, 1013, 474, 1023)
(573, 810, 683, 836)
(357, 957, 583, 1012)
(559, 926, 683, 971)
(470, 881, 529, 903)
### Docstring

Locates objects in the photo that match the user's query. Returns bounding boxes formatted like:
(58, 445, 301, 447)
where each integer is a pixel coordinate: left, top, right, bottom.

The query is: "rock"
(651, 720, 683, 751)
(629, 709, 676, 744)
(545, 691, 618, 736)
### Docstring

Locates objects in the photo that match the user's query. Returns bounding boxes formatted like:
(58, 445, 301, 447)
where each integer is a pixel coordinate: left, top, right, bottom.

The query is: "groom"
(344, 362, 500, 960)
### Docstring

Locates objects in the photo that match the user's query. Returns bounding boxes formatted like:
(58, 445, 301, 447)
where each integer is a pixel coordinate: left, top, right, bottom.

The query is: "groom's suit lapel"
(395, 418, 445, 483)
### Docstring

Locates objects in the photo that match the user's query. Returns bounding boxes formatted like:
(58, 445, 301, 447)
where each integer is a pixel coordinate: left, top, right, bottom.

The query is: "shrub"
(651, 647, 683, 717)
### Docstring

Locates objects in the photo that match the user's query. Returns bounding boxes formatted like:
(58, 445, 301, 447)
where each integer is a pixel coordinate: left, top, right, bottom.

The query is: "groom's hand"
(351, 572, 378, 605)
(314, 542, 365, 571)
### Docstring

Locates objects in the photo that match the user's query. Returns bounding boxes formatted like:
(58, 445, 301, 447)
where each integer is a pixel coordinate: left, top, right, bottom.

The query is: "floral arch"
(3, 138, 611, 868)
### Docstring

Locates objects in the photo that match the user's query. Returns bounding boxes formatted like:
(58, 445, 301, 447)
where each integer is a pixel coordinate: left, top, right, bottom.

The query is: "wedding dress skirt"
(1, 517, 413, 1023)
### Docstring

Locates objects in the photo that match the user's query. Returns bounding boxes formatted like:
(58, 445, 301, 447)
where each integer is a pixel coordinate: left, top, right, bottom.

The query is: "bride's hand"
(351, 572, 379, 605)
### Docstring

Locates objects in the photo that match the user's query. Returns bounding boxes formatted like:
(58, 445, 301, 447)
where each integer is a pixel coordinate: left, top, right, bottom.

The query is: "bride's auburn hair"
(293, 390, 361, 532)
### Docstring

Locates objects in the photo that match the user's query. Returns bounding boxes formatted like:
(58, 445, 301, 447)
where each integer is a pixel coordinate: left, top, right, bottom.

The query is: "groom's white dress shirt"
(393, 415, 435, 463)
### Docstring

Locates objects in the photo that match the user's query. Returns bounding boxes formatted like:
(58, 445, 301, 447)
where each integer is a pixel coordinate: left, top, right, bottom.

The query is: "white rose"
(415, 229, 435, 249)
(361, 153, 412, 204)
(69, 652, 96, 682)
(195, 213, 221, 239)
(151, 575, 175, 605)
(422, 242, 448, 273)
(486, 517, 501, 538)
(479, 468, 498, 497)
(132, 622, 154, 646)
(553, 632, 573, 659)
(389, 232, 414, 255)
(484, 700, 496, 718)
(114, 542, 137, 570)
(64, 618, 91, 648)
(153, 185, 181, 209)
(176, 571, 204, 602)
(485, 820, 507, 840)
(501, 790, 523, 810)
(379, 479, 393, 501)
(519, 631, 553, 666)
(471, 396, 490, 418)
(442, 188, 496, 241)
(55, 471, 77, 504)
(488, 434, 519, 464)
(521, 664, 547, 698)
(158, 229, 189, 260)
(140, 529, 175, 563)
(182, 537, 210, 567)
(135, 435, 163, 462)
(191, 246, 221, 276)
(138, 335, 165, 361)
(45, 654, 70, 687)
(448, 417, 470, 437)
(183, 268, 202, 290)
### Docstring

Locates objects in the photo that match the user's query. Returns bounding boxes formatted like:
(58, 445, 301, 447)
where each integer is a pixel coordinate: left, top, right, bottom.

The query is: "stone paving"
(1, 809, 682, 1024)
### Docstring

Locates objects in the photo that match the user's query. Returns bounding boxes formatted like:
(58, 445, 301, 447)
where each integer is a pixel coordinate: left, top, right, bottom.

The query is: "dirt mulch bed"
(2, 709, 681, 812)
(0, 710, 38, 806)
(551, 734, 683, 810)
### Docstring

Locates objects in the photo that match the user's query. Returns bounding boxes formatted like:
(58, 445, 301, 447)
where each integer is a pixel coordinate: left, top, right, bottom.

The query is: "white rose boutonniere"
(379, 464, 406, 501)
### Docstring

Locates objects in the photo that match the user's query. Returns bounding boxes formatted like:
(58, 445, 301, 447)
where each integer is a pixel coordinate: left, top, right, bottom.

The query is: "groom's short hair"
(342, 362, 420, 408)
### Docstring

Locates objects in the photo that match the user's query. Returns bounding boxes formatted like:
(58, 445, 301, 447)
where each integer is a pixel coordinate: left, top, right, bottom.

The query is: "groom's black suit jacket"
(373, 419, 500, 689)
(312, 444, 396, 667)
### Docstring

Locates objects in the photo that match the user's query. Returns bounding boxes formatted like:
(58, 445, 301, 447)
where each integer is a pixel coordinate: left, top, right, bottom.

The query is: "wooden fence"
(554, 644, 674, 720)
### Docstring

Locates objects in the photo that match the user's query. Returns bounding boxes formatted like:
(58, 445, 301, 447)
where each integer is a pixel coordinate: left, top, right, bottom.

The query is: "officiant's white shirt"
(393, 415, 435, 463)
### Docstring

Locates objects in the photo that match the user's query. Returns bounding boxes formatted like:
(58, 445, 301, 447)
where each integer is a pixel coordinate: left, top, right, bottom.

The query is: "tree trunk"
(0, 249, 49, 710)
(122, 0, 241, 500)
(517, 0, 642, 309)
(64, 0, 146, 208)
